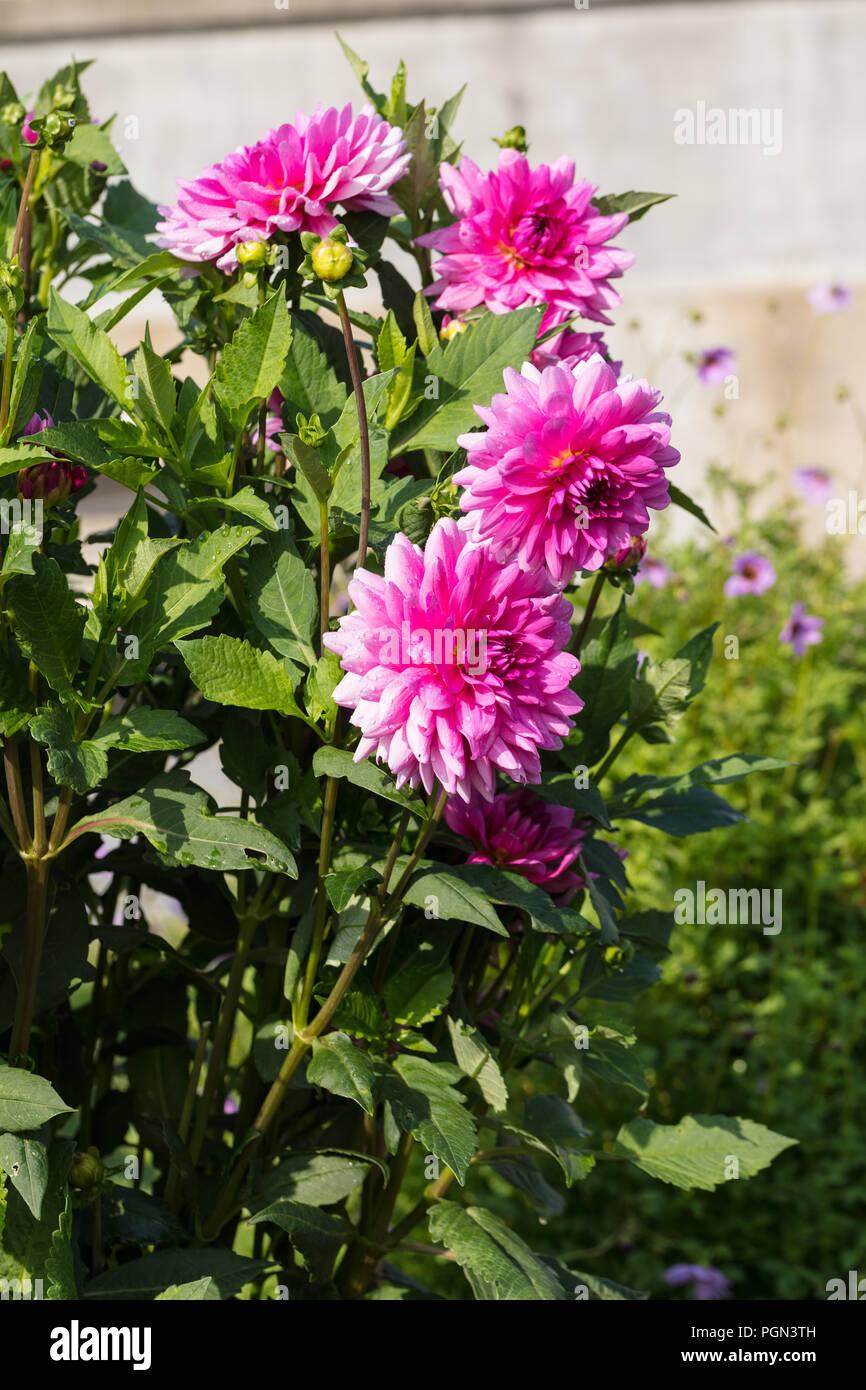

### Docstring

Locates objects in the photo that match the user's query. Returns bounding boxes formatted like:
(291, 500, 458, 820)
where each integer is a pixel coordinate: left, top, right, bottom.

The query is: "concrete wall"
(4, 0, 864, 544)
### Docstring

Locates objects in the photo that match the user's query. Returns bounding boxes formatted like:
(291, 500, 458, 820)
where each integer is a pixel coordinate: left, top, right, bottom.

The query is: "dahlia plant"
(0, 50, 793, 1303)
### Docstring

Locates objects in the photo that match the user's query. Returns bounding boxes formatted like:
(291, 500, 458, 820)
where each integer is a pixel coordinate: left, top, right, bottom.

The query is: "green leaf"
(386, 962, 454, 1028)
(376, 1055, 477, 1182)
(377, 309, 407, 371)
(592, 190, 675, 223)
(0, 1066, 72, 1132)
(428, 1203, 566, 1300)
(175, 635, 302, 718)
(84, 1248, 268, 1300)
(436, 863, 592, 936)
(248, 1199, 350, 1243)
(254, 1151, 373, 1207)
(307, 1033, 377, 1115)
(667, 481, 716, 532)
(62, 120, 126, 177)
(7, 555, 85, 696)
(46, 287, 131, 409)
(155, 1277, 219, 1301)
(324, 867, 379, 913)
(119, 525, 258, 682)
(446, 1018, 508, 1112)
(312, 746, 426, 814)
(581, 1034, 648, 1098)
(0, 1136, 49, 1219)
(91, 709, 206, 755)
(412, 289, 438, 358)
(393, 305, 544, 452)
(214, 290, 293, 429)
(63, 769, 297, 874)
(201, 484, 278, 533)
(45, 1197, 76, 1300)
(614, 1114, 797, 1190)
(403, 869, 508, 936)
(131, 339, 177, 438)
(280, 318, 347, 427)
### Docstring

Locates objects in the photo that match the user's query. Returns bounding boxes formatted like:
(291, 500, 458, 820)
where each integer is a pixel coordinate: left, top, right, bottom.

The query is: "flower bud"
(296, 411, 328, 450)
(439, 316, 467, 344)
(41, 112, 77, 148)
(236, 239, 268, 270)
(69, 1148, 104, 1189)
(493, 125, 529, 153)
(51, 83, 77, 111)
(606, 535, 646, 572)
(1, 102, 25, 127)
(310, 237, 354, 283)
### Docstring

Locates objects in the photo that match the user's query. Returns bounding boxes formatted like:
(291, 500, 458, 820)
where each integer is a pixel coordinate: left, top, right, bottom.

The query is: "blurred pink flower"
(156, 104, 410, 270)
(532, 328, 622, 378)
(696, 346, 736, 385)
(779, 602, 824, 658)
(633, 554, 670, 589)
(723, 551, 776, 597)
(323, 519, 582, 802)
(454, 357, 678, 586)
(18, 411, 87, 505)
(791, 465, 833, 504)
(806, 283, 852, 314)
(21, 111, 38, 146)
(417, 149, 633, 331)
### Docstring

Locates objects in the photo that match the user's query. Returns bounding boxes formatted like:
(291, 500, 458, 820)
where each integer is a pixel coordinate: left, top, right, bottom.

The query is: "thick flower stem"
(336, 289, 371, 574)
(9, 858, 49, 1060)
(318, 498, 330, 648)
(574, 571, 606, 655)
(12, 151, 39, 261)
(0, 151, 40, 433)
(203, 790, 447, 1239)
(295, 772, 340, 1031)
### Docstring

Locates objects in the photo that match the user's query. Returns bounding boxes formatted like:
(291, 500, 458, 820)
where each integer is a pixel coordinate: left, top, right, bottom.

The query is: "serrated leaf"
(429, 1203, 566, 1300)
(392, 305, 543, 452)
(63, 769, 297, 874)
(0, 1136, 49, 1219)
(213, 290, 293, 429)
(155, 1277, 219, 1301)
(403, 869, 507, 936)
(307, 1033, 376, 1115)
(614, 1114, 797, 1191)
(254, 1151, 373, 1207)
(132, 339, 177, 437)
(84, 1248, 267, 1300)
(7, 555, 85, 696)
(312, 746, 426, 814)
(592, 190, 674, 223)
(46, 287, 131, 409)
(45, 1196, 76, 1300)
(247, 531, 318, 665)
(0, 1066, 72, 1133)
(386, 963, 454, 1028)
(175, 634, 302, 718)
(446, 1018, 508, 1112)
(376, 1055, 477, 1182)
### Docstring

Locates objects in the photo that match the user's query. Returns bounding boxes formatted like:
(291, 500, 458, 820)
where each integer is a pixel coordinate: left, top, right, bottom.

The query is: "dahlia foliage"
(0, 48, 793, 1308)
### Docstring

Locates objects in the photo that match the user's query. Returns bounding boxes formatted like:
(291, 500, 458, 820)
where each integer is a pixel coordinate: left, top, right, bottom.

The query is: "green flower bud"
(493, 125, 529, 153)
(51, 83, 77, 111)
(1, 102, 25, 127)
(310, 238, 354, 283)
(236, 239, 268, 269)
(296, 412, 328, 450)
(69, 1147, 104, 1189)
(41, 112, 76, 148)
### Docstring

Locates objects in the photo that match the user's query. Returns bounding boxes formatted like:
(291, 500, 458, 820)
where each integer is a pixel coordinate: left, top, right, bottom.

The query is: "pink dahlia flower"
(21, 111, 38, 146)
(323, 519, 582, 801)
(417, 150, 633, 331)
(454, 357, 678, 586)
(723, 551, 776, 597)
(445, 789, 589, 901)
(156, 104, 410, 271)
(532, 328, 622, 378)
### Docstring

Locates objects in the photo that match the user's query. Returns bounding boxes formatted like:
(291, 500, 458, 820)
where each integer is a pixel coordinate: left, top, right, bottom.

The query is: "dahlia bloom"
(18, 411, 87, 505)
(806, 282, 852, 314)
(532, 328, 622, 378)
(723, 551, 776, 597)
(323, 519, 582, 801)
(454, 357, 678, 586)
(696, 346, 736, 385)
(156, 104, 410, 271)
(663, 1264, 732, 1300)
(417, 150, 633, 331)
(445, 789, 590, 902)
(779, 602, 824, 658)
(792, 465, 833, 504)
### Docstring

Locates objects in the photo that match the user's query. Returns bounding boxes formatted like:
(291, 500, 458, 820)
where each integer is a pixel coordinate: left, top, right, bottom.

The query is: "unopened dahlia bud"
(1, 102, 25, 127)
(41, 112, 77, 148)
(236, 239, 268, 270)
(607, 535, 647, 571)
(493, 124, 528, 153)
(18, 457, 87, 506)
(69, 1147, 104, 1189)
(51, 83, 77, 111)
(310, 237, 354, 283)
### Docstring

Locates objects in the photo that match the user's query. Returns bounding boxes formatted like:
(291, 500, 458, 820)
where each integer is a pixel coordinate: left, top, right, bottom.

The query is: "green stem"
(336, 289, 371, 574)
(574, 572, 606, 655)
(295, 773, 340, 1031)
(165, 1021, 211, 1210)
(319, 498, 330, 649)
(9, 858, 49, 1060)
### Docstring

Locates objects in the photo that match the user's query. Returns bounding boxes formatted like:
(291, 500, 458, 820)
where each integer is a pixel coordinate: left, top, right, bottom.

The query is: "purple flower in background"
(791, 465, 833, 505)
(723, 552, 777, 598)
(696, 347, 736, 386)
(664, 1263, 732, 1300)
(779, 602, 824, 658)
(806, 283, 852, 314)
(634, 554, 670, 589)
(250, 388, 285, 460)
(21, 110, 38, 146)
